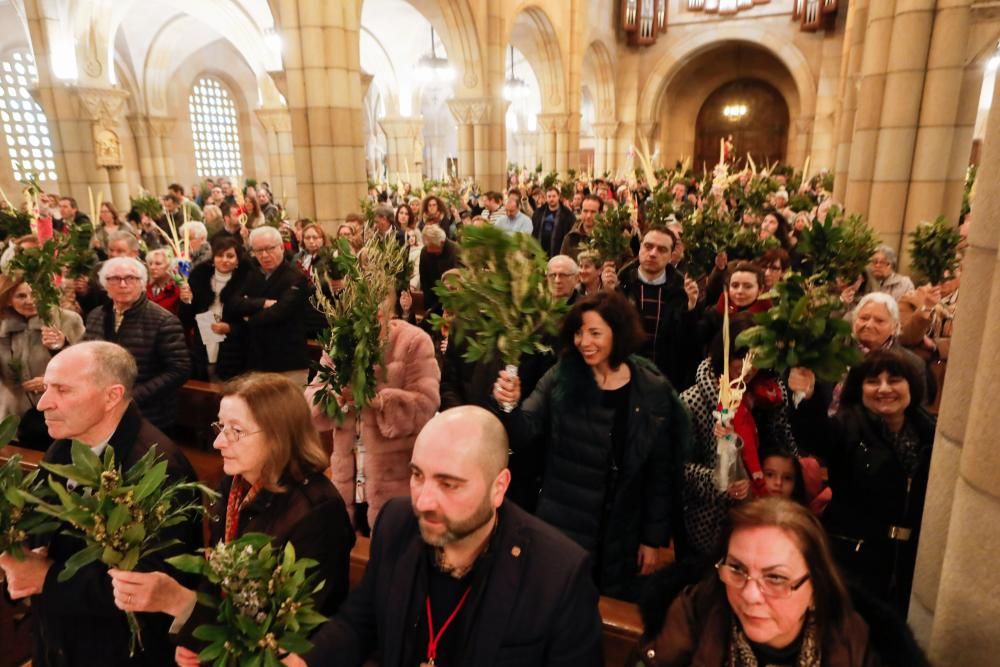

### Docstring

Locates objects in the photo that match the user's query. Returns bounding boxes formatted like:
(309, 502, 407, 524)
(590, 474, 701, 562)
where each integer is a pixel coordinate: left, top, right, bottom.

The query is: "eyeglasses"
(547, 272, 577, 279)
(251, 244, 281, 256)
(105, 275, 142, 285)
(716, 560, 810, 599)
(211, 421, 263, 443)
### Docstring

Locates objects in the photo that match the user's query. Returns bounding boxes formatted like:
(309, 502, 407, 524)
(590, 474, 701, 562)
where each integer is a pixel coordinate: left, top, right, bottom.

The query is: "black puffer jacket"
(84, 294, 191, 430)
(178, 261, 251, 380)
(503, 353, 692, 600)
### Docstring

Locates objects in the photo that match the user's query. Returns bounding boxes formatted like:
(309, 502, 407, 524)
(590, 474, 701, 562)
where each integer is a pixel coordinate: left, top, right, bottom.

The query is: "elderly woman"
(866, 245, 914, 301)
(107, 373, 355, 666)
(575, 251, 603, 298)
(681, 315, 797, 560)
(144, 248, 180, 317)
(305, 282, 440, 529)
(0, 275, 85, 449)
(178, 235, 251, 381)
(201, 203, 223, 237)
(638, 497, 927, 666)
(789, 349, 937, 613)
(180, 221, 211, 267)
(493, 291, 690, 601)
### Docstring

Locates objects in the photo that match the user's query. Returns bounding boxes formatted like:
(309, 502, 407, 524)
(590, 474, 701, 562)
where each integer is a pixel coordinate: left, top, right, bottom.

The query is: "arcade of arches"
(2, 0, 1000, 662)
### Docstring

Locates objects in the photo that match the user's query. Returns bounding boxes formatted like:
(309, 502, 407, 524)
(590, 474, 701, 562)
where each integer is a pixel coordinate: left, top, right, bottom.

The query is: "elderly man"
(231, 226, 308, 379)
(866, 244, 914, 301)
(494, 192, 533, 236)
(532, 186, 576, 257)
(546, 255, 580, 305)
(181, 221, 211, 267)
(560, 194, 602, 257)
(418, 224, 460, 318)
(0, 342, 200, 667)
(83, 257, 191, 430)
(284, 406, 603, 667)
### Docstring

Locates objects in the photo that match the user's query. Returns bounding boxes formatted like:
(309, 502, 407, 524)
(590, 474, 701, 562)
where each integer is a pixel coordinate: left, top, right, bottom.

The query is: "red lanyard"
(424, 587, 471, 665)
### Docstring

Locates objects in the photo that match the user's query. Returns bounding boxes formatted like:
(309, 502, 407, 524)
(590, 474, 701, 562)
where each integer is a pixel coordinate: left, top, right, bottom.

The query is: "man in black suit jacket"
(531, 186, 576, 258)
(233, 225, 309, 376)
(284, 406, 603, 667)
(0, 342, 200, 667)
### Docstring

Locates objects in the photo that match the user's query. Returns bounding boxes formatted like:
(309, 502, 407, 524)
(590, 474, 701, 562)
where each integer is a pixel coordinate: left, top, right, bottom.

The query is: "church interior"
(1, 0, 1000, 665)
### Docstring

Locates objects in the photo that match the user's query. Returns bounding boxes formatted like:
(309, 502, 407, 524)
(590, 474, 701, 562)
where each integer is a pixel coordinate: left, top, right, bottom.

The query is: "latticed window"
(188, 77, 243, 177)
(0, 51, 58, 182)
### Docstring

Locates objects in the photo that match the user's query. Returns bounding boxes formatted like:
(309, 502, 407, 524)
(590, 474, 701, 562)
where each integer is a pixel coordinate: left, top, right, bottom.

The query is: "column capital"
(378, 115, 424, 138)
(448, 97, 508, 125)
(537, 112, 573, 133)
(75, 87, 130, 129)
(147, 116, 176, 139)
(591, 121, 621, 140)
(127, 114, 149, 138)
(255, 107, 292, 132)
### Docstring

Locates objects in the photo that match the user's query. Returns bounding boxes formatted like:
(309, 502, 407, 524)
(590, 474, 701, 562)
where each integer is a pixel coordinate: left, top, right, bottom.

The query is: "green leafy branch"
(796, 209, 878, 285)
(908, 215, 961, 286)
(1, 416, 60, 560)
(588, 201, 633, 266)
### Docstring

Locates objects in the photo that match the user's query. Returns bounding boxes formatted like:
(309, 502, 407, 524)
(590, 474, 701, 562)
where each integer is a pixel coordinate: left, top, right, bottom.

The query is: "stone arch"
(405, 0, 485, 93)
(507, 5, 567, 111)
(637, 27, 816, 129)
(583, 40, 616, 122)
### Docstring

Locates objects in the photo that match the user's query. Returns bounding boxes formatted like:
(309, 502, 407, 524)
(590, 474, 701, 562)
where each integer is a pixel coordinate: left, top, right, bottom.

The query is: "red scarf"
(224, 476, 262, 543)
(726, 376, 785, 497)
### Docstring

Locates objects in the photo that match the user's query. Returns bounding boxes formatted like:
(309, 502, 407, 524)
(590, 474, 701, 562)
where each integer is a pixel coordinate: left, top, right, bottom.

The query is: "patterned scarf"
(727, 612, 821, 667)
(224, 475, 262, 543)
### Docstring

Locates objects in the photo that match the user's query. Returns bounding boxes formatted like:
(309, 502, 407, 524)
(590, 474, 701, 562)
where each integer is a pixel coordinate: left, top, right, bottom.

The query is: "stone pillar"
(513, 130, 538, 170)
(809, 23, 845, 173)
(786, 117, 812, 171)
(833, 0, 870, 203)
(844, 0, 897, 216)
(448, 98, 507, 190)
(535, 113, 561, 174)
(592, 121, 620, 175)
(899, 0, 975, 267)
(128, 115, 156, 193)
(378, 116, 424, 180)
(72, 87, 131, 211)
(276, 0, 367, 227)
(913, 67, 1000, 663)
(256, 107, 298, 217)
(147, 117, 176, 195)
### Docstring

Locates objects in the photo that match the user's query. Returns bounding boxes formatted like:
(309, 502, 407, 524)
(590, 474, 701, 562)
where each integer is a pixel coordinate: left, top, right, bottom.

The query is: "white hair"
(422, 224, 446, 246)
(249, 225, 282, 247)
(182, 221, 208, 240)
(853, 292, 901, 333)
(873, 244, 897, 268)
(98, 256, 148, 287)
(547, 255, 579, 275)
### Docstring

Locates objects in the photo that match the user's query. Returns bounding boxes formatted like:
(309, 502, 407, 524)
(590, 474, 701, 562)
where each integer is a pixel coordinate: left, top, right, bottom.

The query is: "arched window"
(0, 51, 58, 182)
(188, 77, 243, 177)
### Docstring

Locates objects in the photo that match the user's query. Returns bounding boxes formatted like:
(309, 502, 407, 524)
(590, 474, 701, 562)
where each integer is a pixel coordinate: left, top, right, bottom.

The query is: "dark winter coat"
(305, 498, 603, 667)
(31, 404, 200, 667)
(229, 260, 309, 372)
(178, 261, 251, 380)
(418, 240, 461, 317)
(84, 294, 191, 430)
(531, 203, 576, 257)
(177, 471, 356, 650)
(502, 353, 692, 600)
(791, 399, 936, 612)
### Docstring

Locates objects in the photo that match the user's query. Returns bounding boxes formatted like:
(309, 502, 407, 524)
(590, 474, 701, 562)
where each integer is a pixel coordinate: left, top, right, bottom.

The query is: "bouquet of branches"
(0, 206, 33, 242)
(433, 225, 567, 409)
(681, 203, 736, 279)
(908, 215, 962, 286)
(1, 416, 60, 560)
(795, 209, 878, 285)
(736, 272, 862, 402)
(166, 533, 327, 667)
(727, 226, 780, 262)
(310, 236, 408, 424)
(588, 201, 633, 266)
(130, 191, 163, 220)
(61, 215, 97, 279)
(6, 238, 65, 326)
(25, 442, 215, 655)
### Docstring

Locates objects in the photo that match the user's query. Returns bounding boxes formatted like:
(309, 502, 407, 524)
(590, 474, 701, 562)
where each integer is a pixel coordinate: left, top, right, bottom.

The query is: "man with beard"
(284, 406, 603, 667)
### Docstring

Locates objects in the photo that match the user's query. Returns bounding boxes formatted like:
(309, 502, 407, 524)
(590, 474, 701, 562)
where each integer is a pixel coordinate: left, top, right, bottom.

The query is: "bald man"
(291, 406, 603, 667)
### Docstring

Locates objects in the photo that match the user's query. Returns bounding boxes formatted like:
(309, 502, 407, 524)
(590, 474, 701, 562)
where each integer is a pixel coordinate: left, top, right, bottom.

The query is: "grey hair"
(374, 205, 395, 221)
(202, 204, 222, 223)
(547, 255, 579, 275)
(182, 221, 208, 240)
(853, 292, 901, 331)
(873, 244, 897, 268)
(98, 256, 148, 288)
(71, 341, 138, 400)
(422, 224, 446, 246)
(249, 225, 282, 247)
(107, 230, 140, 252)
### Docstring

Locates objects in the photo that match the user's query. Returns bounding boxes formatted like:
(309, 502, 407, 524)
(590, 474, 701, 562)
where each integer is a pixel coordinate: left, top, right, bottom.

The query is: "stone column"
(899, 0, 975, 267)
(276, 0, 367, 227)
(913, 67, 1000, 663)
(256, 107, 298, 217)
(786, 117, 813, 171)
(147, 117, 176, 195)
(73, 87, 131, 211)
(128, 115, 156, 193)
(833, 0, 870, 203)
(809, 22, 845, 173)
(448, 97, 507, 190)
(844, 0, 897, 216)
(378, 116, 424, 180)
(592, 121, 620, 175)
(535, 113, 559, 174)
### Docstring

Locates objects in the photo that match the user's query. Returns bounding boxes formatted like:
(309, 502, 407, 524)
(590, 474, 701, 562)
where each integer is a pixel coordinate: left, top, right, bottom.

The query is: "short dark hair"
(164, 193, 181, 206)
(581, 194, 603, 212)
(484, 191, 503, 205)
(709, 312, 757, 376)
(59, 196, 78, 209)
(643, 225, 676, 250)
(167, 183, 184, 195)
(545, 185, 560, 195)
(210, 233, 243, 258)
(840, 348, 925, 418)
(220, 201, 234, 218)
(559, 291, 646, 368)
(758, 247, 791, 271)
(728, 260, 765, 291)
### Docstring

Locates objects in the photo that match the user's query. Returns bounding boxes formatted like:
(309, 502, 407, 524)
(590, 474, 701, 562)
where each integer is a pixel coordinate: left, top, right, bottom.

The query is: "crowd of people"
(0, 162, 965, 666)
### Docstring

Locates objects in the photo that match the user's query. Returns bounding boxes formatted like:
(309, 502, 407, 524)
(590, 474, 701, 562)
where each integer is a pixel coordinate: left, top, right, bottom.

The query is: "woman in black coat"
(178, 234, 250, 380)
(788, 349, 936, 613)
(107, 373, 355, 666)
(493, 291, 692, 601)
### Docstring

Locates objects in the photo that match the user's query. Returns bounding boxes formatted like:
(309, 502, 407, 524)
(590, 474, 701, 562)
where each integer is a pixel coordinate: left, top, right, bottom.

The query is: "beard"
(416, 494, 495, 547)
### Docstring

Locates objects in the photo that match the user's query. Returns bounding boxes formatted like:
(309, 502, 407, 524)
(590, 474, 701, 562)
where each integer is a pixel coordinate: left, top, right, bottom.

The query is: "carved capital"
(147, 116, 176, 139)
(378, 115, 423, 139)
(448, 98, 507, 125)
(75, 87, 130, 130)
(255, 108, 292, 133)
(591, 121, 621, 140)
(536, 113, 573, 134)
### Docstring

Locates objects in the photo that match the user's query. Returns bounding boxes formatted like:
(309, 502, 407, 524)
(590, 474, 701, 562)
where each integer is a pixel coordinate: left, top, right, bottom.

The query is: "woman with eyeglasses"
(106, 373, 355, 667)
(638, 497, 929, 666)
